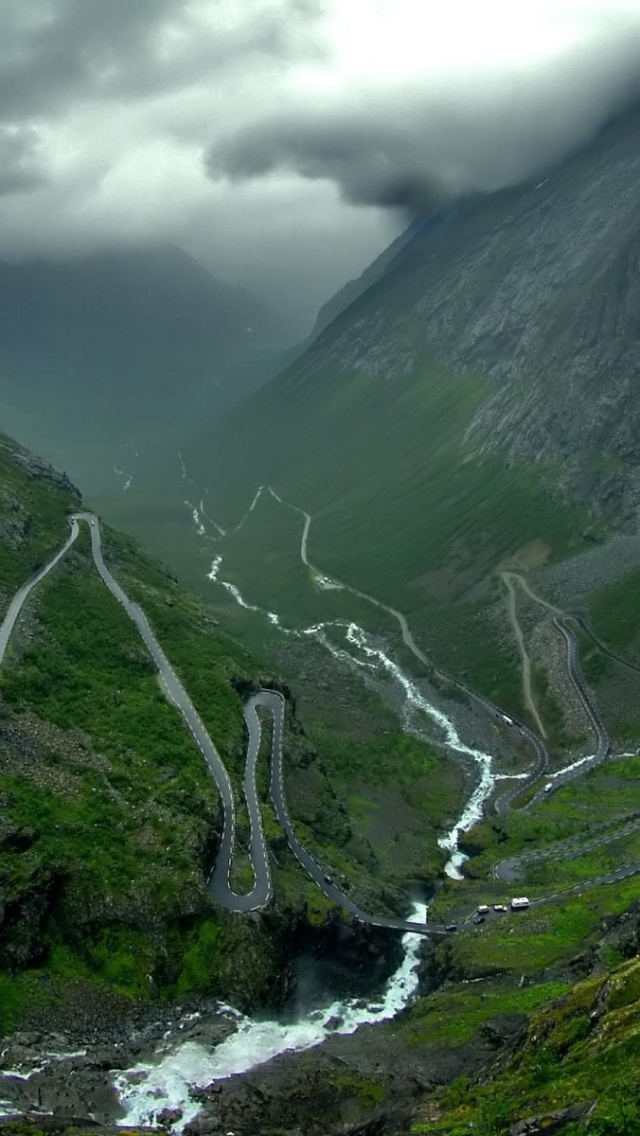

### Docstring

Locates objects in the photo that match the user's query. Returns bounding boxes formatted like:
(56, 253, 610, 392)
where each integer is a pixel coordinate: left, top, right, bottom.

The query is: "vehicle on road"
(511, 897, 530, 910)
(477, 904, 489, 914)
(324, 874, 332, 885)
(494, 904, 508, 912)
(473, 915, 485, 925)
(445, 923, 458, 932)
(501, 714, 514, 726)
(544, 782, 553, 792)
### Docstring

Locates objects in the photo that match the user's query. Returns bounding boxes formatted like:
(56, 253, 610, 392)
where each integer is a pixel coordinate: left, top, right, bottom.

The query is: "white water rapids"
(131, 486, 517, 1127)
(115, 905, 428, 1130)
(205, 548, 501, 879)
(342, 623, 495, 880)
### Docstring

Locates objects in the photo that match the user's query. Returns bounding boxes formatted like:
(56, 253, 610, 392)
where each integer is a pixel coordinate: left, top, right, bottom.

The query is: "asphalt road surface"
(79, 512, 274, 914)
(0, 513, 269, 914)
(569, 613, 640, 676)
(555, 616, 609, 762)
(0, 517, 80, 664)
(522, 616, 610, 810)
(246, 690, 445, 935)
(2, 513, 639, 937)
(495, 813, 640, 884)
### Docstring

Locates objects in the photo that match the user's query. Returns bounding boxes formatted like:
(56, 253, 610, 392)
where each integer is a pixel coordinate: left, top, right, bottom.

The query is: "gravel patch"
(535, 534, 640, 609)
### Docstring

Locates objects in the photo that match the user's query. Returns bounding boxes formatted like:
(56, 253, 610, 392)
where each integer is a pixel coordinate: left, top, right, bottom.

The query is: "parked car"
(473, 915, 485, 925)
(477, 905, 490, 914)
(494, 904, 508, 912)
(445, 923, 458, 933)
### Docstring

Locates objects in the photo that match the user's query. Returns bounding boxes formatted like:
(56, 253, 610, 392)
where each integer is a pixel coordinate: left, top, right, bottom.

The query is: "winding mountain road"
(247, 690, 446, 935)
(553, 616, 610, 765)
(82, 512, 276, 914)
(0, 513, 271, 915)
(2, 513, 639, 940)
(568, 613, 640, 677)
(0, 518, 80, 665)
(495, 813, 640, 884)
(243, 617, 639, 925)
(0, 514, 447, 933)
(494, 571, 616, 809)
(266, 488, 550, 817)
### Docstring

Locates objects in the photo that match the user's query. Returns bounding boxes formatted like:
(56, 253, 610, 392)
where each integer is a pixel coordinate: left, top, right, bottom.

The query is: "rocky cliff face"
(303, 103, 640, 527)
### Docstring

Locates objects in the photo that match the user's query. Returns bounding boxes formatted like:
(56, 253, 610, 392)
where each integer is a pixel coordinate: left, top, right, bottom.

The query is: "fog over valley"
(1, 1, 640, 332)
(4, 6, 640, 1134)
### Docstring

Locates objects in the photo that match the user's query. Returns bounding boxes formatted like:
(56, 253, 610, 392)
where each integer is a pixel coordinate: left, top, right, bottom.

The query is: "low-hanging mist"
(2, 2, 640, 329)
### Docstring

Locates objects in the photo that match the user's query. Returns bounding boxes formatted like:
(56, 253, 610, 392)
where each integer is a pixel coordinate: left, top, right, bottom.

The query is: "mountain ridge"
(168, 102, 640, 702)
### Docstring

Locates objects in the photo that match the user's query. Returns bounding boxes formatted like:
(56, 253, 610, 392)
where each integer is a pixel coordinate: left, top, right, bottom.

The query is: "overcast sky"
(2, 1, 640, 334)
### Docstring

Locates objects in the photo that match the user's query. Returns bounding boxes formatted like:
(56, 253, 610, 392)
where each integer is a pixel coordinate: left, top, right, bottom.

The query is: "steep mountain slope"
(3, 447, 640, 1133)
(184, 947, 640, 1136)
(308, 216, 426, 339)
(0, 246, 288, 499)
(0, 433, 284, 1021)
(177, 104, 640, 696)
(0, 433, 432, 1031)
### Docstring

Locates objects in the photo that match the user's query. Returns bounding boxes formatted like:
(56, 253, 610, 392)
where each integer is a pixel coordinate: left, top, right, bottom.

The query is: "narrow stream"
(204, 549, 498, 878)
(125, 488, 508, 1128)
(115, 904, 428, 1130)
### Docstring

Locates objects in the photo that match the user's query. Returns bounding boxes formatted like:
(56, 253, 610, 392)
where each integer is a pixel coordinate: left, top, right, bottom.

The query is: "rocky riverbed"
(0, 997, 521, 1136)
(0, 909, 432, 1130)
(0, 1002, 238, 1125)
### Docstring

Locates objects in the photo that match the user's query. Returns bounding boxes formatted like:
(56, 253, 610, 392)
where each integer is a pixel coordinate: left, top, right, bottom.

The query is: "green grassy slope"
(0, 435, 464, 1030)
(0, 435, 78, 599)
(0, 438, 293, 1024)
(408, 956, 640, 1134)
(0, 539, 272, 1025)
(591, 569, 640, 657)
(180, 355, 591, 711)
(3, 435, 640, 1131)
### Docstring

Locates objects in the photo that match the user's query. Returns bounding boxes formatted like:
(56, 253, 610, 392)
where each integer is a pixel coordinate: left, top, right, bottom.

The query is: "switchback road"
(0, 515, 444, 933)
(0, 513, 270, 915)
(246, 690, 446, 935)
(495, 813, 640, 883)
(267, 488, 550, 820)
(2, 514, 638, 939)
(553, 616, 610, 765)
(0, 518, 80, 664)
(495, 574, 614, 809)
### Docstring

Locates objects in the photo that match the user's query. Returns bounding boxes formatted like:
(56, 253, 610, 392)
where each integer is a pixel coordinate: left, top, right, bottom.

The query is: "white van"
(544, 782, 553, 793)
(477, 905, 490, 915)
(511, 897, 530, 910)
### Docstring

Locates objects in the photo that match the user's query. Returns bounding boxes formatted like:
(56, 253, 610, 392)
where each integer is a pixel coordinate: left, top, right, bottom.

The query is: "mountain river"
(114, 480, 516, 1130)
(114, 904, 427, 1129)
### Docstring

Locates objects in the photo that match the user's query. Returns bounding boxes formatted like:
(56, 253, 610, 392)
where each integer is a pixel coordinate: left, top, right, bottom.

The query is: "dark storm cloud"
(4, 1, 640, 333)
(0, 126, 45, 195)
(0, 0, 176, 116)
(210, 111, 451, 209)
(208, 20, 640, 208)
(0, 0, 320, 119)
